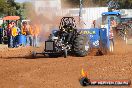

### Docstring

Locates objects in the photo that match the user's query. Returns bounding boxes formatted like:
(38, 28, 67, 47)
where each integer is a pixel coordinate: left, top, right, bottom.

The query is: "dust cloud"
(25, 0, 62, 42)
(25, 0, 97, 42)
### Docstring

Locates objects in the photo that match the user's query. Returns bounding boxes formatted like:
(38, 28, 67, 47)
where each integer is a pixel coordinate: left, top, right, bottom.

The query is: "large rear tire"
(74, 35, 89, 57)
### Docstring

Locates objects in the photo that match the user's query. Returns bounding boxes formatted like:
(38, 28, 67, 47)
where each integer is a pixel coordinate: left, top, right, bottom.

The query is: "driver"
(59, 22, 77, 44)
(58, 25, 68, 43)
(66, 23, 74, 43)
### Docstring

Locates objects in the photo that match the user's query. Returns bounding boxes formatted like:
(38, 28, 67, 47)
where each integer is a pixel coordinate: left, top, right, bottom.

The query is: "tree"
(0, 0, 8, 17)
(7, 0, 17, 15)
(0, 0, 22, 17)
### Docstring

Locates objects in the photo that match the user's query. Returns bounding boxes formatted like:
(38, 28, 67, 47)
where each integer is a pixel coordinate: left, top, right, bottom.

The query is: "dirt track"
(0, 39, 131, 88)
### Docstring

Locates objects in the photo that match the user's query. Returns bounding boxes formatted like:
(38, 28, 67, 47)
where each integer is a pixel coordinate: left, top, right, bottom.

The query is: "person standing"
(26, 22, 33, 46)
(7, 22, 13, 48)
(93, 20, 96, 28)
(21, 22, 27, 35)
(32, 23, 40, 47)
(0, 26, 3, 44)
(110, 17, 117, 46)
(21, 22, 33, 46)
(11, 22, 20, 48)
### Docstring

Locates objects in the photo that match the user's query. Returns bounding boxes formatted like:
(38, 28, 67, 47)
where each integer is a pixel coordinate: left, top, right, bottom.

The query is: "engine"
(45, 30, 71, 53)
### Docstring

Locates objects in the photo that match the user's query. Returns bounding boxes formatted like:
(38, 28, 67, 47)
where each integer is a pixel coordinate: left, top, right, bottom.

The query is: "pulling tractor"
(32, 17, 89, 58)
(32, 11, 121, 58)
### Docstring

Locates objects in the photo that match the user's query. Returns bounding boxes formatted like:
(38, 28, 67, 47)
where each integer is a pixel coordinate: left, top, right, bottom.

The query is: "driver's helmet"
(52, 30, 58, 36)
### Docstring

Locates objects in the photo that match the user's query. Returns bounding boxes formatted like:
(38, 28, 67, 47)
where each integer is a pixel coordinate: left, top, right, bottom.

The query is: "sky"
(15, 0, 31, 3)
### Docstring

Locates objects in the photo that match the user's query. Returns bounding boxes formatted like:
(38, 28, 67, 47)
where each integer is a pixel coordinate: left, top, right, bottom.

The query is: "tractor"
(32, 11, 121, 58)
(32, 0, 123, 58)
(32, 17, 89, 58)
(31, 0, 122, 58)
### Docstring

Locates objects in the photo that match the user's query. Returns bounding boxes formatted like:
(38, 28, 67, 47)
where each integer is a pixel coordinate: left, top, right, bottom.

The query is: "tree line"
(0, 0, 30, 20)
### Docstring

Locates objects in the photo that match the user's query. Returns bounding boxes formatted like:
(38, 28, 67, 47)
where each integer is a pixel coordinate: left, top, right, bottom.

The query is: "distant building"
(120, 9, 132, 18)
(32, 0, 108, 28)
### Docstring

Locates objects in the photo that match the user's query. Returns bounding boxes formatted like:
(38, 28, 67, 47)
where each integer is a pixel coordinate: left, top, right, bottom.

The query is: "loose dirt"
(0, 39, 131, 88)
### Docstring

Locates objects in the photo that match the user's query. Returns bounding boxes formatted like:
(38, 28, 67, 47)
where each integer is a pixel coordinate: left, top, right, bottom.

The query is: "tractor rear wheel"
(74, 35, 89, 57)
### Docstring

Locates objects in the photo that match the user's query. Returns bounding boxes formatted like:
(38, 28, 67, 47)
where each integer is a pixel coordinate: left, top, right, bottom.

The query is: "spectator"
(22, 22, 33, 46)
(21, 22, 27, 35)
(93, 20, 96, 28)
(32, 23, 40, 47)
(111, 17, 117, 28)
(7, 22, 13, 48)
(0, 26, 3, 44)
(11, 22, 20, 48)
(110, 17, 117, 45)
